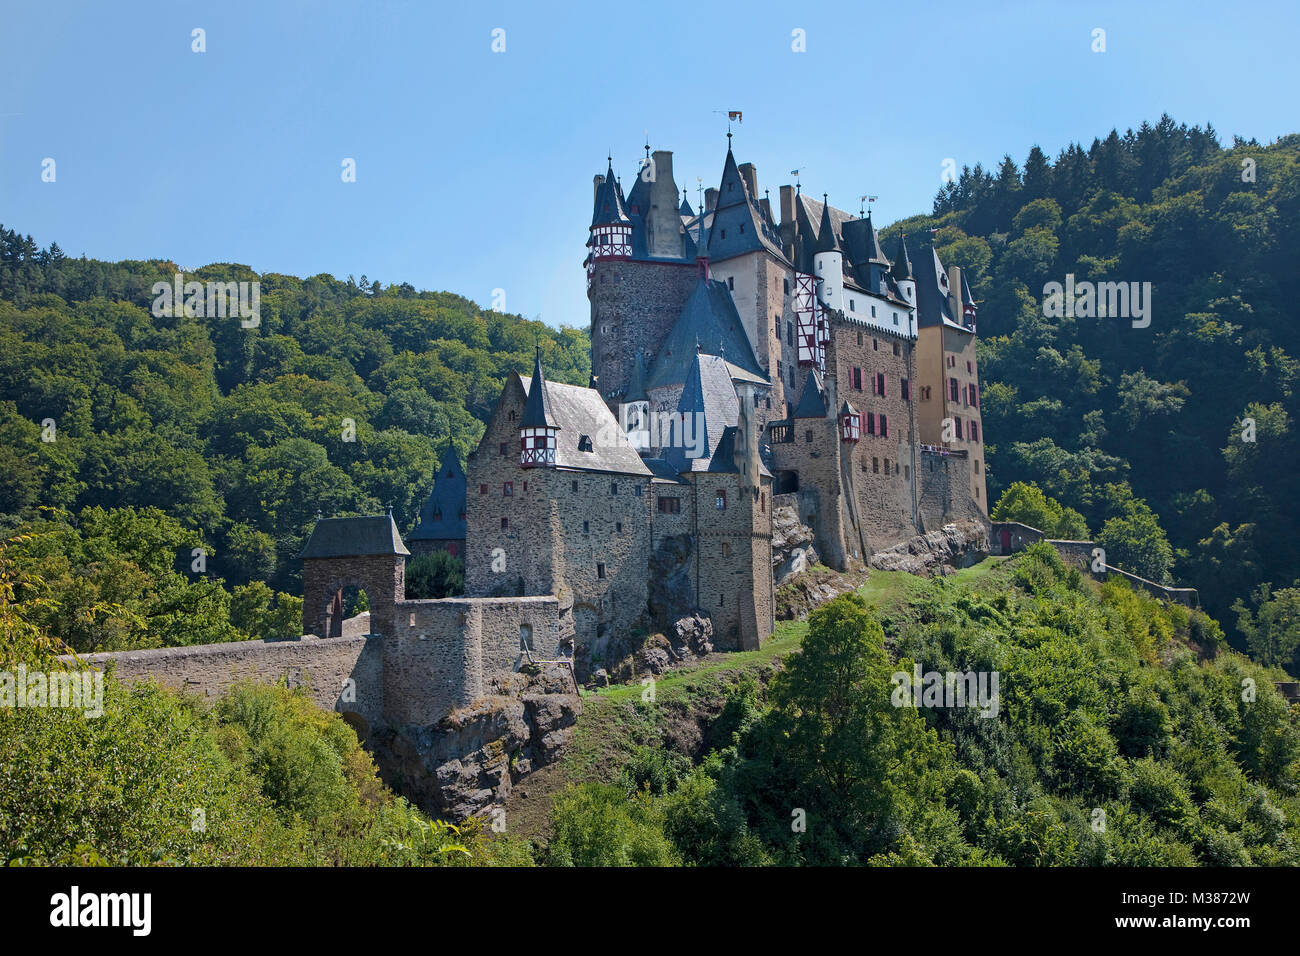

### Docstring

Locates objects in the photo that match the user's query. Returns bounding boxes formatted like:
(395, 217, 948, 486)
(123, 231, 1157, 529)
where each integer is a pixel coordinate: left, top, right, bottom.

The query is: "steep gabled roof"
(662, 353, 739, 474)
(814, 198, 842, 254)
(793, 369, 828, 419)
(520, 350, 559, 429)
(590, 162, 630, 227)
(624, 350, 649, 402)
(645, 277, 766, 391)
(912, 242, 963, 329)
(517, 375, 651, 476)
(679, 192, 694, 217)
(409, 444, 467, 541)
(705, 148, 789, 264)
(890, 232, 914, 281)
(299, 514, 410, 559)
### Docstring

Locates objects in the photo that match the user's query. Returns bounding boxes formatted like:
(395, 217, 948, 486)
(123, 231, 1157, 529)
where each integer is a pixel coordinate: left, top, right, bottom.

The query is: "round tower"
(812, 195, 844, 313)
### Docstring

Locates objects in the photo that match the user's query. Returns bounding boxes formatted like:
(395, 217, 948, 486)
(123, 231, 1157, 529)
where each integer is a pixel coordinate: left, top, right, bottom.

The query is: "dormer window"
(578, 434, 594, 452)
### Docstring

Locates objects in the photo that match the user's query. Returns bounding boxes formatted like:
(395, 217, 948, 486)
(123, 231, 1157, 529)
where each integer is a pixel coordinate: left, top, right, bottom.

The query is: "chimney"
(738, 162, 759, 198)
(779, 185, 795, 227)
(647, 150, 681, 258)
(593, 174, 605, 203)
(705, 187, 718, 212)
(759, 197, 773, 223)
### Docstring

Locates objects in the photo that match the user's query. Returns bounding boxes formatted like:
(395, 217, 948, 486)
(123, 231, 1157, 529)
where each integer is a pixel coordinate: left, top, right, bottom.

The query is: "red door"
(1000, 529, 1011, 554)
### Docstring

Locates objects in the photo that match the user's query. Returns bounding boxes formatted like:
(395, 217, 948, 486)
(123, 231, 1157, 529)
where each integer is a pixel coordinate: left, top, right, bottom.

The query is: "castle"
(78, 138, 992, 740)
(413, 137, 989, 660)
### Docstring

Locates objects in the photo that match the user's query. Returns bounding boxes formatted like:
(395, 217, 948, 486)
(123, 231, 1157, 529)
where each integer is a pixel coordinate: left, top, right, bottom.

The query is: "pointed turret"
(680, 190, 694, 217)
(589, 158, 633, 262)
(961, 271, 977, 329)
(520, 349, 560, 468)
(839, 399, 861, 443)
(814, 198, 842, 253)
(891, 232, 916, 310)
(890, 232, 913, 281)
(813, 196, 845, 312)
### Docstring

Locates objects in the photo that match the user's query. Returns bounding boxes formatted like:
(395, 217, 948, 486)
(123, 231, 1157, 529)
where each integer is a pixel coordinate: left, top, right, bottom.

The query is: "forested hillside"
(878, 117, 1300, 667)
(1, 114, 1297, 668)
(0, 240, 588, 648)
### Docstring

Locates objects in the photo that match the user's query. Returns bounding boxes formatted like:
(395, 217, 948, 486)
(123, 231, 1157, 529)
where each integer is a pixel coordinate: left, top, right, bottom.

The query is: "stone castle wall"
(69, 634, 386, 732)
(384, 596, 561, 726)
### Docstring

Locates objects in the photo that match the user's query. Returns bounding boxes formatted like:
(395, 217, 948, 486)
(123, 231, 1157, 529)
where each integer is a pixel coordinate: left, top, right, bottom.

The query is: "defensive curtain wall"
(66, 516, 563, 737)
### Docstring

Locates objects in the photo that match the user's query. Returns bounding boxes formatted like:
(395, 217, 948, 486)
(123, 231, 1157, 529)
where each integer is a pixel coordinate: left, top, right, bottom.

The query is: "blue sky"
(2, 0, 1297, 328)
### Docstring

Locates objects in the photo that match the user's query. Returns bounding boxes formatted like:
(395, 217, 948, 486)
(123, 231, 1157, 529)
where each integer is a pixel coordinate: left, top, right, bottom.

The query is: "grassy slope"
(503, 558, 1010, 840)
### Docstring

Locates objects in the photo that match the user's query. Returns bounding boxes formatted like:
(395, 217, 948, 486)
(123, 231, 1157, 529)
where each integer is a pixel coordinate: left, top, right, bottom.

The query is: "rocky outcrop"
(868, 520, 990, 576)
(775, 565, 869, 620)
(372, 663, 580, 821)
(601, 612, 714, 685)
(772, 503, 819, 585)
(647, 533, 695, 627)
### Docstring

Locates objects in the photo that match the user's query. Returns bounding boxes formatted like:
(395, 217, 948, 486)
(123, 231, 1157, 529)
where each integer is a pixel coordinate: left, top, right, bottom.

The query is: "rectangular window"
(716, 490, 726, 510)
(877, 372, 886, 397)
(904, 465, 910, 480)
(479, 484, 488, 495)
(616, 521, 623, 532)
(727, 277, 734, 290)
(880, 414, 889, 437)
(972, 384, 979, 408)
(873, 457, 879, 473)
(902, 378, 910, 401)
(955, 417, 964, 440)
(634, 485, 642, 497)
(503, 481, 513, 496)
(610, 482, 618, 495)
(572, 480, 579, 492)
(499, 442, 508, 456)
(783, 278, 790, 295)
(787, 323, 794, 347)
(873, 338, 878, 351)
(597, 563, 606, 579)
(583, 520, 589, 533)
(501, 517, 509, 530)
(721, 541, 731, 557)
(974, 459, 980, 474)
(949, 377, 959, 402)
(884, 459, 891, 476)
(967, 359, 973, 373)
(852, 367, 862, 390)
(971, 421, 980, 442)
(866, 412, 876, 435)
(657, 497, 681, 514)
(805, 429, 813, 443)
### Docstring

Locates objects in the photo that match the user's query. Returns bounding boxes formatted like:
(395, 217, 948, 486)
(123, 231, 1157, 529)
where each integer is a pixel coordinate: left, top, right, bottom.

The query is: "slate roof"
(662, 353, 740, 473)
(890, 233, 914, 281)
(814, 198, 842, 253)
(624, 350, 649, 402)
(679, 193, 694, 216)
(517, 375, 651, 476)
(521, 350, 559, 429)
(299, 514, 410, 559)
(409, 444, 467, 541)
(912, 241, 964, 330)
(645, 277, 767, 390)
(705, 148, 789, 264)
(590, 162, 630, 227)
(793, 369, 828, 419)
